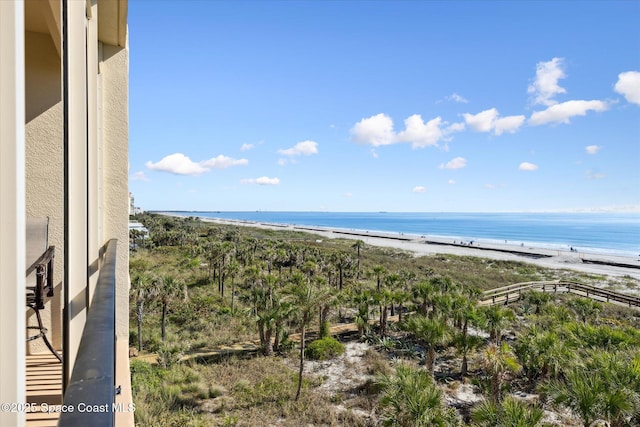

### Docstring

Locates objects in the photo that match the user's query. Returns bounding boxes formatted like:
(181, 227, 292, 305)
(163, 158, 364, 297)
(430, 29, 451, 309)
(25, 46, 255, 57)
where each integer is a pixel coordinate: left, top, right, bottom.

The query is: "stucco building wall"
(24, 30, 63, 353)
(102, 42, 130, 340)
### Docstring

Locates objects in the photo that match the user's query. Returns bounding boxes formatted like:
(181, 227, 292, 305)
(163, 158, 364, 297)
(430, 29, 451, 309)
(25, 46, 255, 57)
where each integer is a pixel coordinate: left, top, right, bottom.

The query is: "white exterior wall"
(0, 2, 26, 426)
(24, 29, 64, 353)
(101, 41, 130, 340)
(64, 0, 89, 374)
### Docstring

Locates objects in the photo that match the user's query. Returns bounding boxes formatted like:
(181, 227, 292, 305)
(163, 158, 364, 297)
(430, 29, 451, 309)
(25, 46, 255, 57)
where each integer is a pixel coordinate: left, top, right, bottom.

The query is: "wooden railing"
(480, 280, 640, 309)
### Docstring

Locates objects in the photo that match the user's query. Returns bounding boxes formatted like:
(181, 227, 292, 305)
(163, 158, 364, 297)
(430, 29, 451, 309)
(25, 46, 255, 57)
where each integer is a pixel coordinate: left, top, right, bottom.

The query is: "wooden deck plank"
(26, 353, 63, 427)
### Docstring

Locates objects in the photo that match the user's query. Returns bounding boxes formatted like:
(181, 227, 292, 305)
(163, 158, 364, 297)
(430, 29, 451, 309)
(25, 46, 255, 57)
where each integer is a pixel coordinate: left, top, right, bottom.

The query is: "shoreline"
(171, 214, 640, 280)
(158, 211, 640, 258)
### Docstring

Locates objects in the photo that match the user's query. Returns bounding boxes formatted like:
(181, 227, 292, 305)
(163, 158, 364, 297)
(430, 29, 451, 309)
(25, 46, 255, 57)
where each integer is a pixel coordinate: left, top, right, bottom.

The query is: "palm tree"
(396, 269, 415, 321)
(317, 278, 337, 339)
(472, 396, 544, 427)
(225, 260, 241, 312)
(159, 275, 186, 341)
(482, 305, 516, 344)
(375, 288, 394, 337)
(514, 327, 573, 381)
(541, 364, 640, 427)
(285, 272, 326, 401)
(393, 290, 411, 323)
(568, 297, 603, 324)
(352, 240, 365, 279)
(129, 228, 145, 250)
(377, 363, 460, 427)
(404, 315, 450, 376)
(541, 369, 603, 427)
(479, 342, 521, 403)
(130, 272, 159, 351)
(350, 287, 374, 337)
(372, 265, 387, 292)
(385, 273, 401, 316)
(413, 280, 437, 316)
(453, 330, 484, 377)
(218, 241, 235, 297)
(331, 250, 354, 292)
(257, 291, 290, 357)
(523, 290, 553, 315)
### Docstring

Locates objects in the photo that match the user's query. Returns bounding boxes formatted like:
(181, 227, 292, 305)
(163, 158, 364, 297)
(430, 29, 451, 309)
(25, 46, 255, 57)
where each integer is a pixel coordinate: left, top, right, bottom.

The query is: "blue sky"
(128, 1, 640, 213)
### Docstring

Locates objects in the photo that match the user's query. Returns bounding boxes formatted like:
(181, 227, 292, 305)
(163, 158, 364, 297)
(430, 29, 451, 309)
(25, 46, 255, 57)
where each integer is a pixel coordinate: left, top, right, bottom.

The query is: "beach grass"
(129, 213, 640, 426)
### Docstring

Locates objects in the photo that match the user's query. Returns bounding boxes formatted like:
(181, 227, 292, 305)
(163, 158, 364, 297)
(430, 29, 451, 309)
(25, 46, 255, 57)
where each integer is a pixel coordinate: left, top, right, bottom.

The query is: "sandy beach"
(199, 217, 640, 281)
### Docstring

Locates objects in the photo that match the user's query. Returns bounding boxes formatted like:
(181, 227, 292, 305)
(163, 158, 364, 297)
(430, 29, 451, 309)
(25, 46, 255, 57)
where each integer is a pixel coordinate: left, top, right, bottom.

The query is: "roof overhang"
(97, 0, 128, 47)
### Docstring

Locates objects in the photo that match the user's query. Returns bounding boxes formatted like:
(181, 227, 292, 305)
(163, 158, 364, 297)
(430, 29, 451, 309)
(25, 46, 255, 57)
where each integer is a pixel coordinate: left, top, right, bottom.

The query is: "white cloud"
(370, 149, 379, 158)
(146, 153, 248, 176)
(444, 93, 469, 103)
(528, 57, 567, 106)
(463, 108, 524, 135)
(445, 122, 466, 134)
(519, 162, 538, 171)
(448, 179, 456, 185)
(146, 153, 209, 175)
(277, 158, 289, 166)
(351, 113, 465, 148)
(344, 192, 353, 198)
(240, 143, 254, 151)
(585, 145, 602, 155)
(614, 71, 640, 105)
(131, 171, 149, 181)
(396, 115, 444, 148)
(241, 176, 280, 185)
(201, 155, 249, 169)
(463, 108, 498, 132)
(278, 140, 319, 156)
(586, 170, 606, 180)
(351, 113, 396, 146)
(529, 100, 609, 126)
(439, 157, 467, 170)
(351, 113, 462, 148)
(484, 183, 495, 189)
(494, 115, 526, 135)
(412, 186, 426, 193)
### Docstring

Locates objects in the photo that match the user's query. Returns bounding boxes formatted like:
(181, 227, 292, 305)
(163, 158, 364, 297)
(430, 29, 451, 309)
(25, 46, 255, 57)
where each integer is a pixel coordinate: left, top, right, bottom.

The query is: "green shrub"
(319, 320, 330, 339)
(157, 345, 183, 369)
(305, 337, 345, 360)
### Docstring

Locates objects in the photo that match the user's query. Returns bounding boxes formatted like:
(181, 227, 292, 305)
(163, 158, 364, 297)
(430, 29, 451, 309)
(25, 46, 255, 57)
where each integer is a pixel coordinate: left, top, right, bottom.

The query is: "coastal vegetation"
(129, 213, 640, 426)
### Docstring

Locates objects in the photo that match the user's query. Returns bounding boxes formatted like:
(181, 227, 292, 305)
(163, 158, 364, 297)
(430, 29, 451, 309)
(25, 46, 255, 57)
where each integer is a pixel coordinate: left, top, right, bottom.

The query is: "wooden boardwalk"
(479, 280, 640, 309)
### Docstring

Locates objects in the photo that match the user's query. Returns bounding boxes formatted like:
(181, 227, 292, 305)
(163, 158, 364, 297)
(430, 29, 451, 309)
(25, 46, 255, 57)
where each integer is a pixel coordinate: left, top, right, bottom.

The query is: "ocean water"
(166, 211, 640, 257)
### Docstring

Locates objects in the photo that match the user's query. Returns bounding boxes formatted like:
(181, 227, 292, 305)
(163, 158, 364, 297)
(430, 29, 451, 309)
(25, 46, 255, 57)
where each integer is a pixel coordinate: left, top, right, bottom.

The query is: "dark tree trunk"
(161, 301, 167, 341)
(264, 328, 273, 356)
(137, 303, 144, 351)
(491, 372, 501, 403)
(231, 278, 235, 312)
(274, 323, 281, 352)
(461, 354, 468, 377)
(427, 347, 436, 377)
(380, 306, 388, 337)
(258, 320, 265, 347)
(295, 316, 307, 401)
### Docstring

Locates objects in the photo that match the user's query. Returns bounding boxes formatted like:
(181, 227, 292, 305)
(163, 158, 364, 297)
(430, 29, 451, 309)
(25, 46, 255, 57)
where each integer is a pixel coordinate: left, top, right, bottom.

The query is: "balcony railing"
(57, 239, 118, 427)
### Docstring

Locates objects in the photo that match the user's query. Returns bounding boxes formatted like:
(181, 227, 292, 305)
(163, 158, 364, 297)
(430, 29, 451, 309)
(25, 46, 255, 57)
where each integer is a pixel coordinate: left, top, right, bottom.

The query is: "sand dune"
(202, 217, 640, 281)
